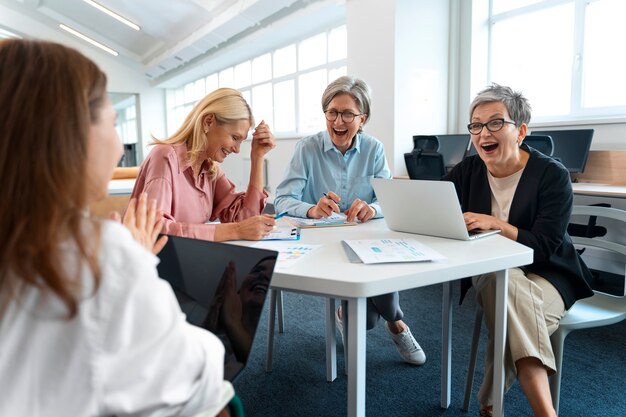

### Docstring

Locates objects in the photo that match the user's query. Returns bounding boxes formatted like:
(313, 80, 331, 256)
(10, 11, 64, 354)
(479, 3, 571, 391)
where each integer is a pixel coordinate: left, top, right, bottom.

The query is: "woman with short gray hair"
(446, 83, 593, 417)
(274, 75, 426, 366)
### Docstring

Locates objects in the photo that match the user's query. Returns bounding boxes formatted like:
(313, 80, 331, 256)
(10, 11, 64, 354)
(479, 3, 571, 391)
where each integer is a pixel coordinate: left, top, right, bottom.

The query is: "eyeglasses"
(467, 118, 517, 135)
(324, 110, 363, 123)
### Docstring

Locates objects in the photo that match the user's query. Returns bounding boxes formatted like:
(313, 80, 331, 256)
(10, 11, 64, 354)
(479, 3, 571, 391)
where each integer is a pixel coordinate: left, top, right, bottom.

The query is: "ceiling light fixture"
(59, 24, 119, 56)
(83, 0, 141, 31)
(0, 28, 21, 39)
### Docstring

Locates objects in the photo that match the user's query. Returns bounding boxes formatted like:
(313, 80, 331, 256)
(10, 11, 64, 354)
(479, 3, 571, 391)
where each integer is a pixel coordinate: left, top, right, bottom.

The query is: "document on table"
(251, 241, 322, 270)
(342, 238, 446, 264)
(282, 212, 357, 228)
(260, 224, 301, 241)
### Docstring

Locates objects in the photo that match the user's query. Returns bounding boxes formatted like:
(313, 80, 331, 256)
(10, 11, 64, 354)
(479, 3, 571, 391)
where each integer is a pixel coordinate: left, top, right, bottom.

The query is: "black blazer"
(445, 144, 593, 309)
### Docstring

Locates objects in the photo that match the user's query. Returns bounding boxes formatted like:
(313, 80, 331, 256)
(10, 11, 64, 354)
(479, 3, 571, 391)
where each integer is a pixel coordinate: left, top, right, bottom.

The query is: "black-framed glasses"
(324, 110, 363, 123)
(467, 118, 516, 135)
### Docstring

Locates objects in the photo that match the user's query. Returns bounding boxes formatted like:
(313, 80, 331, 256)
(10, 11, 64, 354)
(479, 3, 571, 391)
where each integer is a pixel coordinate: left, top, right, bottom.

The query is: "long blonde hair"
(156, 88, 254, 178)
(0, 39, 106, 317)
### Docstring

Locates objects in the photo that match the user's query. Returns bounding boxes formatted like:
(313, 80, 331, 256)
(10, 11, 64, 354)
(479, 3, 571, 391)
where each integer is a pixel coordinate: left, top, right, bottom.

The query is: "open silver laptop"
(372, 178, 500, 241)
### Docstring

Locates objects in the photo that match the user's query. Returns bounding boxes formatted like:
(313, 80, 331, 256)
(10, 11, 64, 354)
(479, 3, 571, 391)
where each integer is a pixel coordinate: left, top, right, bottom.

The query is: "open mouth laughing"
(332, 127, 349, 138)
(480, 142, 499, 153)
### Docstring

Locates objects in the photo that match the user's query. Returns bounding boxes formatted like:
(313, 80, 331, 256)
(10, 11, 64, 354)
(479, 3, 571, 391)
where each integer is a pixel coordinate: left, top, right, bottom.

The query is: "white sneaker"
(385, 322, 426, 365)
(335, 307, 345, 346)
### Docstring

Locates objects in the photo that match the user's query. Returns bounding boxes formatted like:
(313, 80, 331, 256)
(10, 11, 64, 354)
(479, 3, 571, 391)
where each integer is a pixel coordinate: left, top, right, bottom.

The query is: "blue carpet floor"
(234, 283, 626, 416)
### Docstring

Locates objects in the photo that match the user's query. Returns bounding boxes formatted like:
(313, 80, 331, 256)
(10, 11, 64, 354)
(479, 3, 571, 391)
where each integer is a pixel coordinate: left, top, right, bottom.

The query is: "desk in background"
(570, 150, 626, 245)
(572, 183, 626, 199)
(108, 178, 136, 196)
(107, 166, 138, 196)
(242, 219, 532, 417)
(571, 150, 626, 199)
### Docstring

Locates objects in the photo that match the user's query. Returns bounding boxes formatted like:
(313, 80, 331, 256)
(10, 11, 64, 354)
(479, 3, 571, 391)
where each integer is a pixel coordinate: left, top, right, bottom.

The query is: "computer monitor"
(531, 129, 594, 173)
(435, 134, 471, 171)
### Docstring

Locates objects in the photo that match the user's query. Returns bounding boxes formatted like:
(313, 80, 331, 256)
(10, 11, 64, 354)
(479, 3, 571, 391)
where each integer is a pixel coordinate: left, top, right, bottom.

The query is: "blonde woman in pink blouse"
(132, 88, 277, 241)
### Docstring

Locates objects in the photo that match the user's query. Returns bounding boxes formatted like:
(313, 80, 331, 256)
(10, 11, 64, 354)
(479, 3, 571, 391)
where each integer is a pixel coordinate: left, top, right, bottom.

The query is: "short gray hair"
(469, 83, 531, 126)
(321, 76, 372, 127)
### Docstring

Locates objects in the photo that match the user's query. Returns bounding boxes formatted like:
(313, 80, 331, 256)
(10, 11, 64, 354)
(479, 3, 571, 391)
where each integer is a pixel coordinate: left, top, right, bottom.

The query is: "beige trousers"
(472, 268, 566, 406)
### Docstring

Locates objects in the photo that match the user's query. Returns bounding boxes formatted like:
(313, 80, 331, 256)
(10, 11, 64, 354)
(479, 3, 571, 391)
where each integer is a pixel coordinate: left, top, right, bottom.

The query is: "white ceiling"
(1, 0, 344, 86)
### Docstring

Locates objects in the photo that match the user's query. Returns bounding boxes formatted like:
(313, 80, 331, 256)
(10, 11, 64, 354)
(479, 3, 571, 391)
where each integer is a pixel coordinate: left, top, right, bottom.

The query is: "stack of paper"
(261, 225, 300, 241)
(341, 238, 446, 264)
(282, 212, 357, 228)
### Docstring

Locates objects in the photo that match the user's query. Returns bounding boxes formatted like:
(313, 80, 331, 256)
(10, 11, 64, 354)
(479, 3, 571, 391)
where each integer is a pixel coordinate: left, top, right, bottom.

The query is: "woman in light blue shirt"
(274, 76, 426, 365)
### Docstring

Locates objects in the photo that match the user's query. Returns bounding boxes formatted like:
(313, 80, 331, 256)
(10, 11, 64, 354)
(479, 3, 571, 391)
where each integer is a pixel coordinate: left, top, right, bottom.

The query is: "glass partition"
(109, 92, 140, 166)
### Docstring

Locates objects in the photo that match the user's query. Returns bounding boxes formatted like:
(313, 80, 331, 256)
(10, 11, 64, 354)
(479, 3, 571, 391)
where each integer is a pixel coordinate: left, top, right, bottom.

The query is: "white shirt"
(0, 221, 226, 417)
(487, 167, 525, 222)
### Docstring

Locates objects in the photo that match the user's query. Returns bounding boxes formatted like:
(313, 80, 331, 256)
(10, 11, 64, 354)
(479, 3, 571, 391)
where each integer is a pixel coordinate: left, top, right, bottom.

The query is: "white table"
(255, 219, 532, 417)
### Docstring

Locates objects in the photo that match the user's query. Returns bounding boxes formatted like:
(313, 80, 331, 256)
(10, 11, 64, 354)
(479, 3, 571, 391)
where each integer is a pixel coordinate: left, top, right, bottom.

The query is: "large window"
(166, 25, 347, 136)
(488, 0, 626, 122)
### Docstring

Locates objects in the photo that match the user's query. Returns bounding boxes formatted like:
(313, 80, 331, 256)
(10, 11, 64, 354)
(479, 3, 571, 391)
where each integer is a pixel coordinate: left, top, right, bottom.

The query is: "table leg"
(347, 297, 366, 417)
(441, 282, 453, 408)
(277, 289, 285, 333)
(325, 297, 337, 382)
(342, 299, 349, 375)
(493, 269, 509, 417)
(265, 288, 277, 372)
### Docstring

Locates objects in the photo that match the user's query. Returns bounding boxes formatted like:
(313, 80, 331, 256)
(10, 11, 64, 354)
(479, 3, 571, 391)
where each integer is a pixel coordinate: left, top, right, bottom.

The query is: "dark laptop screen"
(156, 235, 277, 381)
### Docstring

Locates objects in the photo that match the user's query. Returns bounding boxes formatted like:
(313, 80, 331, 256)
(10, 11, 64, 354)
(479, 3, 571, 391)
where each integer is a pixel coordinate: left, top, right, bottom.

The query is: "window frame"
(486, 0, 626, 125)
(165, 24, 347, 138)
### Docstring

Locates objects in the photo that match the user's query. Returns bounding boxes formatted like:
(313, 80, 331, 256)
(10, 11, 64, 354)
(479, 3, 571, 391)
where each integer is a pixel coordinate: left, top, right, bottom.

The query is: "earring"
(204, 129, 208, 134)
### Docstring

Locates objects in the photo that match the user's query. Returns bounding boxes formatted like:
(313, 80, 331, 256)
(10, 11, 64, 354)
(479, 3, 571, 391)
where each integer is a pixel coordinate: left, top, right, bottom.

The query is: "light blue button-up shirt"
(274, 130, 391, 218)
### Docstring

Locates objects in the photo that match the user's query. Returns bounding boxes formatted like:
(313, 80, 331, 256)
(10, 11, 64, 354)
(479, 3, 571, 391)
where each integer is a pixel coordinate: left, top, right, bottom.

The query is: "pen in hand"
(274, 211, 289, 220)
(321, 192, 342, 218)
(323, 192, 338, 204)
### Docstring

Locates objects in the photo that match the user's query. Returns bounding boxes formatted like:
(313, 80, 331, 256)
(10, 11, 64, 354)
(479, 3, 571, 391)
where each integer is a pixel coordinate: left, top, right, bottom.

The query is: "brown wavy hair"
(0, 39, 107, 317)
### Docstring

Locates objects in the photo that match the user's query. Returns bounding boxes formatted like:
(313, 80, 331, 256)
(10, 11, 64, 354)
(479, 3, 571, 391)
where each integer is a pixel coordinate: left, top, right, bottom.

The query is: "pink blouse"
(131, 144, 267, 241)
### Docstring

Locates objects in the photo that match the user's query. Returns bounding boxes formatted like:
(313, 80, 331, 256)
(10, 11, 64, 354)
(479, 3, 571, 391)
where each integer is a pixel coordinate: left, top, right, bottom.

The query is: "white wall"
(0, 3, 166, 161)
(346, 0, 450, 176)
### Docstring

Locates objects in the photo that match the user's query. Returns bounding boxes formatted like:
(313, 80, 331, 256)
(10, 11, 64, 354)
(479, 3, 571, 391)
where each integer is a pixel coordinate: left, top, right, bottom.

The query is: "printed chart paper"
(252, 241, 322, 270)
(342, 238, 446, 264)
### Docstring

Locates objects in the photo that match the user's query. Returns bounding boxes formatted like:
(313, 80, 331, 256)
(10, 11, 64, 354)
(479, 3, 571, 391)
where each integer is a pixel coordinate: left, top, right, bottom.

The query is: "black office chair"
(524, 134, 554, 156)
(404, 151, 445, 180)
(404, 136, 445, 180)
(567, 203, 609, 239)
(412, 135, 440, 152)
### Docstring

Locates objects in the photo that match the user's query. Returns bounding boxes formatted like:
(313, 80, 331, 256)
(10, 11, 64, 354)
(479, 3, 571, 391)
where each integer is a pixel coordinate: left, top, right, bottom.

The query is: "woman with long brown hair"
(0, 39, 228, 416)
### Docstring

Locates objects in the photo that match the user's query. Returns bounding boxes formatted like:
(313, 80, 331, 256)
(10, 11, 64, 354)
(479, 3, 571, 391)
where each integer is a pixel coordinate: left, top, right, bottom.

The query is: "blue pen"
(274, 211, 289, 220)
